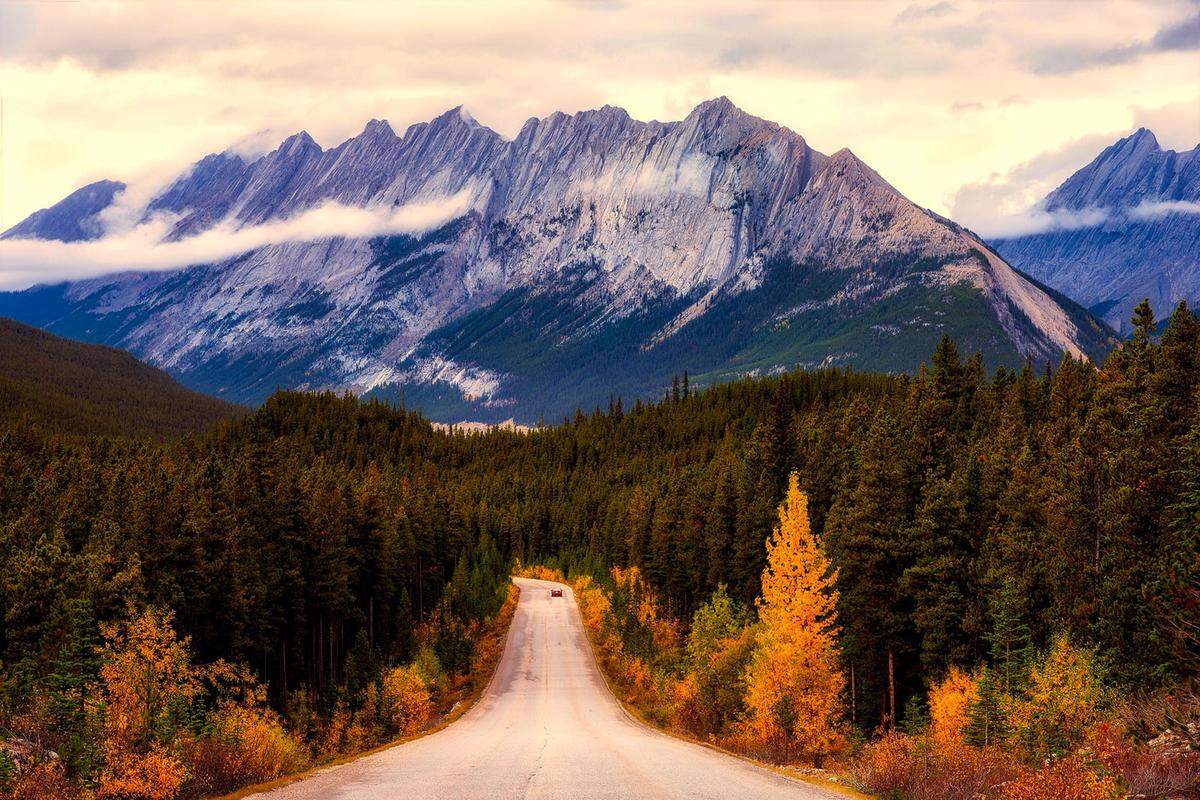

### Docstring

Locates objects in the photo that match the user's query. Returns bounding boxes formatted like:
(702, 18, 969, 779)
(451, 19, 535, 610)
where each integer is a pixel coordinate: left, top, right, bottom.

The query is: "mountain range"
(0, 98, 1114, 422)
(993, 128, 1199, 334)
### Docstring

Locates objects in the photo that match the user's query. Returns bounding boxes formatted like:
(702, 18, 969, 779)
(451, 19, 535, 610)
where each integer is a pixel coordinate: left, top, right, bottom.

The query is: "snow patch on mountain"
(403, 356, 506, 401)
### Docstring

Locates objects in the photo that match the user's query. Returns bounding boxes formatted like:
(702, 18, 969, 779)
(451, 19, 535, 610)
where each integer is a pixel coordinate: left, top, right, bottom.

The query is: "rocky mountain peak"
(1046, 126, 1196, 212)
(682, 96, 770, 144)
(360, 118, 397, 140)
(1, 179, 125, 242)
(278, 130, 320, 158)
(1124, 126, 1161, 151)
(425, 105, 488, 134)
(687, 96, 737, 120)
(818, 148, 898, 195)
(995, 127, 1198, 333)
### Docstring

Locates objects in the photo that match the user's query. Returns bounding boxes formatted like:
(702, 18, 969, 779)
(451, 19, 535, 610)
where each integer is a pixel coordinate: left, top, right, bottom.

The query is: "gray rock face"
(2, 179, 124, 242)
(0, 98, 1114, 420)
(994, 129, 1199, 333)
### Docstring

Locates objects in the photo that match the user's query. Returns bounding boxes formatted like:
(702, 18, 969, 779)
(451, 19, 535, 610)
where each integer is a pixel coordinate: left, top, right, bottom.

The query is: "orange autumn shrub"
(573, 575, 621, 658)
(4, 760, 80, 800)
(622, 655, 654, 697)
(94, 608, 200, 800)
(96, 746, 189, 800)
(615, 567, 680, 659)
(670, 672, 705, 736)
(188, 702, 306, 794)
(929, 666, 980, 748)
(1007, 634, 1107, 760)
(850, 731, 1017, 800)
(379, 664, 432, 736)
(515, 565, 565, 582)
(317, 703, 354, 759)
(1001, 756, 1119, 800)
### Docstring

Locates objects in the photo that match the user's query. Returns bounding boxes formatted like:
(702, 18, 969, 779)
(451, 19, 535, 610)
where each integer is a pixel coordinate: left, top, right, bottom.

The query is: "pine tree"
(823, 409, 914, 730)
(964, 665, 1007, 747)
(987, 580, 1031, 693)
(1131, 297, 1156, 344)
(744, 474, 844, 764)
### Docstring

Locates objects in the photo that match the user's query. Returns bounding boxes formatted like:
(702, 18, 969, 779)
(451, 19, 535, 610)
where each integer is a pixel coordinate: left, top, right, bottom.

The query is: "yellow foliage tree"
(573, 575, 620, 658)
(380, 664, 432, 736)
(612, 566, 680, 657)
(1006, 634, 1107, 760)
(928, 666, 980, 747)
(744, 473, 845, 764)
(95, 607, 199, 800)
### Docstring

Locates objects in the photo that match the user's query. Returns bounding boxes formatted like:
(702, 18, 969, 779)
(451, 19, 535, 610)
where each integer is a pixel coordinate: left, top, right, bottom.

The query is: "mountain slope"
(0, 316, 243, 437)
(1, 98, 1114, 421)
(993, 129, 1199, 333)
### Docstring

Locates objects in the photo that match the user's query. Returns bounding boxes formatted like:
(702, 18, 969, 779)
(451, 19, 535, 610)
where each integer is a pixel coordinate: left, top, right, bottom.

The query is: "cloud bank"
(0, 190, 477, 290)
(1129, 199, 1200, 220)
(975, 198, 1200, 239)
(1027, 13, 1200, 74)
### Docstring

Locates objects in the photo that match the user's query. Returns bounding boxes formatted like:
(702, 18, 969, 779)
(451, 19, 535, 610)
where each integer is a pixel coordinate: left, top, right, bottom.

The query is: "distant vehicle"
(550, 588, 563, 597)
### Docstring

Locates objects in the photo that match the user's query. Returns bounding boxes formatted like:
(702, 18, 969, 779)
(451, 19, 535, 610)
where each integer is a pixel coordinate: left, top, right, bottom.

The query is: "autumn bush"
(187, 702, 306, 795)
(515, 564, 566, 582)
(849, 732, 1017, 800)
(1006, 634, 1108, 761)
(3, 760, 81, 800)
(1001, 756, 1119, 800)
(928, 667, 980, 748)
(97, 746, 190, 800)
(93, 608, 198, 800)
(379, 665, 433, 737)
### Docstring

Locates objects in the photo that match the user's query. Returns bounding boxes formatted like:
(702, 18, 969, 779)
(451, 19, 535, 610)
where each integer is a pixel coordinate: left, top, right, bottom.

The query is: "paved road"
(250, 577, 841, 800)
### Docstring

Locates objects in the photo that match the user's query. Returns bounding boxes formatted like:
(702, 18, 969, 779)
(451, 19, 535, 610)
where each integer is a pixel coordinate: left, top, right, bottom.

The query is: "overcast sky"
(1, 0, 1197, 236)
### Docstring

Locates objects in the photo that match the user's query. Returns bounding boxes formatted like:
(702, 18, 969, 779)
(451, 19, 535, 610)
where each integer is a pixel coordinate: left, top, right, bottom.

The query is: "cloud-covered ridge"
(0, 189, 477, 290)
(982, 198, 1200, 239)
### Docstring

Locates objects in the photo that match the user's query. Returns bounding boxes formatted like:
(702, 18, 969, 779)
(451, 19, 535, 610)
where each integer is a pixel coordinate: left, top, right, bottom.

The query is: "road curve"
(250, 577, 842, 800)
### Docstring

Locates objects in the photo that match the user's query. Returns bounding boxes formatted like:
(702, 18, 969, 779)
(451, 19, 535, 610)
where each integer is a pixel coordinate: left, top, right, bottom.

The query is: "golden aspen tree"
(744, 473, 845, 764)
(928, 666, 980, 747)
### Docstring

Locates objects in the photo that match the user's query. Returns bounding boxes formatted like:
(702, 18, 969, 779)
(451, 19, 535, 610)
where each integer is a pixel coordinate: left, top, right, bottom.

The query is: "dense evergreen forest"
(0, 317, 242, 439)
(0, 299, 1196, 797)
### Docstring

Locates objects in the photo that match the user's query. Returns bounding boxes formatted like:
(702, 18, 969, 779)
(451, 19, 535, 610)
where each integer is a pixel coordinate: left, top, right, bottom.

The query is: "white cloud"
(976, 205, 1111, 238)
(96, 158, 201, 236)
(961, 198, 1200, 239)
(0, 189, 477, 290)
(1129, 199, 1200, 219)
(632, 154, 714, 197)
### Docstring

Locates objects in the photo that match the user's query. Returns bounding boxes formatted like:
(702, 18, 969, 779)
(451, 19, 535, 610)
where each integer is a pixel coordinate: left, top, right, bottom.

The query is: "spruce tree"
(964, 666, 1007, 747)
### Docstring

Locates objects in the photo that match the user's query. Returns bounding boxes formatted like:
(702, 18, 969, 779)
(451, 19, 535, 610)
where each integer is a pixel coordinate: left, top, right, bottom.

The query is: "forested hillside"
(0, 300, 1196, 798)
(0, 317, 242, 437)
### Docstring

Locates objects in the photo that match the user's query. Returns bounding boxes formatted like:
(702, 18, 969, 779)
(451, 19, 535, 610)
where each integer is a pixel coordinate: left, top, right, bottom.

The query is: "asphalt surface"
(249, 577, 842, 800)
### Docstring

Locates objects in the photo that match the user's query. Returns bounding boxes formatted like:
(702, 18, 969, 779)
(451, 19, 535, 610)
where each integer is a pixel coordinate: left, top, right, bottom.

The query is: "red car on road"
(550, 588, 563, 597)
